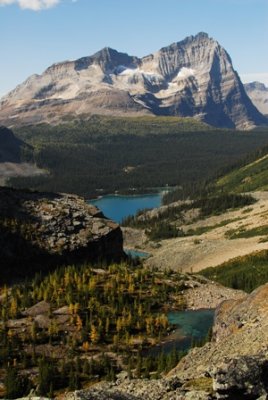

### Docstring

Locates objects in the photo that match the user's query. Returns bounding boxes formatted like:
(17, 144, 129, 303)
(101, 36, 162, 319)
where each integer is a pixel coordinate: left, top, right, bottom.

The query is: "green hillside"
(216, 153, 268, 193)
(200, 250, 268, 293)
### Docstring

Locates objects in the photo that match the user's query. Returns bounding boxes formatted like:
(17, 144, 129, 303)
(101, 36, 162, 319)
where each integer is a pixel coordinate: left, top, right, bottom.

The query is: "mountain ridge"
(0, 32, 266, 129)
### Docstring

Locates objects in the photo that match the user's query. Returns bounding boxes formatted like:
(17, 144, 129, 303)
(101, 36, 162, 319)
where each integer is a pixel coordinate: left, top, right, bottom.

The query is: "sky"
(0, 0, 267, 97)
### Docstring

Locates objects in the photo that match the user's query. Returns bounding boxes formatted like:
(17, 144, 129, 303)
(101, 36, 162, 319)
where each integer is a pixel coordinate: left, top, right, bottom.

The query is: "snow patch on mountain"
(176, 67, 195, 80)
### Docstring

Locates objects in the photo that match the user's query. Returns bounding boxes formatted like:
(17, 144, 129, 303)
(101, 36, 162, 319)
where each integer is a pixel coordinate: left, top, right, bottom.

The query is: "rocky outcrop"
(0, 187, 124, 282)
(244, 81, 268, 116)
(67, 376, 210, 400)
(0, 33, 266, 129)
(213, 355, 268, 399)
(183, 279, 246, 310)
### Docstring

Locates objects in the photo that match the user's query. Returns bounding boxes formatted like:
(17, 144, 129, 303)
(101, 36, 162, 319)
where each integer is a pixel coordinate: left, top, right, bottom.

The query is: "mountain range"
(0, 32, 266, 129)
(244, 81, 268, 116)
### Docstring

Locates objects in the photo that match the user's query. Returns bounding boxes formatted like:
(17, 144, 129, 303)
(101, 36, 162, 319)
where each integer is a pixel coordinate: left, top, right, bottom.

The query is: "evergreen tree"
(68, 365, 81, 391)
(37, 358, 56, 396)
(4, 367, 29, 399)
(157, 351, 166, 374)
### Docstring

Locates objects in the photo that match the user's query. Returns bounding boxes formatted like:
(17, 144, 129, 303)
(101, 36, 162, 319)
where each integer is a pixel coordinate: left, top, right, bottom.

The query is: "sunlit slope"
(216, 153, 268, 193)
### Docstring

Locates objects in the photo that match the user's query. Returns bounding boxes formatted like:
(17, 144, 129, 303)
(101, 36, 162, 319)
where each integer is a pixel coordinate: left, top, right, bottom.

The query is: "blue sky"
(0, 0, 267, 97)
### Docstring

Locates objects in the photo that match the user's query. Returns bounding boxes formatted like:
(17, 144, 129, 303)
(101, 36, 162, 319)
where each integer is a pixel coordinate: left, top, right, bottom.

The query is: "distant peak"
(75, 47, 139, 72)
(195, 32, 209, 39)
(244, 81, 268, 91)
(158, 32, 213, 54)
(182, 32, 213, 44)
(93, 46, 119, 58)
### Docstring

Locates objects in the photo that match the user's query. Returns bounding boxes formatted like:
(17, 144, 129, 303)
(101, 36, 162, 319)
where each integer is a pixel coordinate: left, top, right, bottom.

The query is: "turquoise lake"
(124, 249, 150, 259)
(89, 192, 163, 223)
(150, 309, 214, 355)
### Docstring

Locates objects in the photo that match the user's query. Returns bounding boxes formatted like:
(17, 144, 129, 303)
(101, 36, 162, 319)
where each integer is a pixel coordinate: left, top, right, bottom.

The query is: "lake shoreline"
(89, 186, 173, 201)
(146, 308, 215, 356)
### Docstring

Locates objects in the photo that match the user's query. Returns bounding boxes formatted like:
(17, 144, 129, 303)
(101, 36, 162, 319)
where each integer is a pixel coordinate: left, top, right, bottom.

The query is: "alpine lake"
(89, 191, 163, 224)
(89, 191, 214, 354)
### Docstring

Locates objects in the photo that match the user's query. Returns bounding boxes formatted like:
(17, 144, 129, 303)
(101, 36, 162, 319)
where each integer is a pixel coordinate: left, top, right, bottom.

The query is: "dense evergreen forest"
(9, 116, 268, 198)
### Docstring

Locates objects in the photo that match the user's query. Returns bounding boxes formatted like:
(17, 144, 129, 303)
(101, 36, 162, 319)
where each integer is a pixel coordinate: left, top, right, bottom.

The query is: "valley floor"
(123, 191, 268, 272)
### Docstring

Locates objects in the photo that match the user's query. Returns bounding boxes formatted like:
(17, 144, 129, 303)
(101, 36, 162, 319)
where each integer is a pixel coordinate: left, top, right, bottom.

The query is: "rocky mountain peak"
(0, 32, 266, 129)
(174, 31, 211, 47)
(75, 47, 139, 73)
(141, 32, 226, 80)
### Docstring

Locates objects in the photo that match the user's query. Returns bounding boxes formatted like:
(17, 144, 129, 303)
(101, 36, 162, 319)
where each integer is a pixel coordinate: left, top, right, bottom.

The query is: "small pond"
(124, 248, 150, 259)
(149, 309, 214, 355)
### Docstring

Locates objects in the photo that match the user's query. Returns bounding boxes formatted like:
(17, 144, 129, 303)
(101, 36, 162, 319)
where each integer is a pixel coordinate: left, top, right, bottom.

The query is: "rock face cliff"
(72, 284, 268, 399)
(0, 187, 124, 282)
(0, 33, 265, 129)
(244, 81, 268, 116)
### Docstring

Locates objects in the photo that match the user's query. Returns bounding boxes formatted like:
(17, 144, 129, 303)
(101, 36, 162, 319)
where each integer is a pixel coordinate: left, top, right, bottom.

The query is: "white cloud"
(0, 0, 60, 10)
(240, 73, 268, 87)
(0, 0, 15, 4)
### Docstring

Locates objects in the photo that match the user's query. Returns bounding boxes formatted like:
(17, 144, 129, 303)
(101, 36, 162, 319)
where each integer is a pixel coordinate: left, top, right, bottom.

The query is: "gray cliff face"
(244, 81, 268, 116)
(139, 33, 265, 129)
(0, 33, 266, 129)
(0, 187, 124, 282)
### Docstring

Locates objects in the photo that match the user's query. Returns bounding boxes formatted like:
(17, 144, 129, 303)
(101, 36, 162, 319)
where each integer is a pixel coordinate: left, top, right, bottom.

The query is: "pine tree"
(157, 351, 166, 374)
(127, 362, 133, 379)
(4, 367, 29, 399)
(68, 366, 81, 390)
(38, 358, 55, 396)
